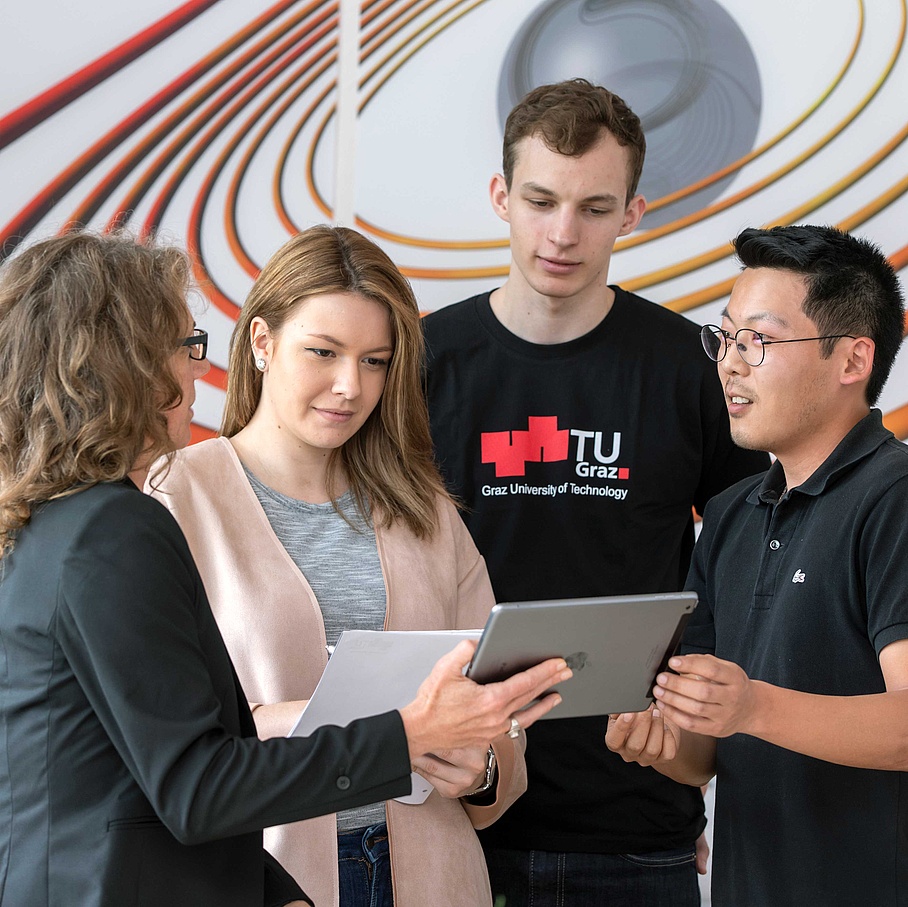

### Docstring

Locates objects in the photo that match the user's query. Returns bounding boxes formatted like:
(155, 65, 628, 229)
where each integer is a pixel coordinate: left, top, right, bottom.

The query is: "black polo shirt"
(683, 409, 908, 906)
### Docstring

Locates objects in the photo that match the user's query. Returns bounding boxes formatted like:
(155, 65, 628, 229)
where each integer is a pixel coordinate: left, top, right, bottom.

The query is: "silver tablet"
(466, 592, 697, 719)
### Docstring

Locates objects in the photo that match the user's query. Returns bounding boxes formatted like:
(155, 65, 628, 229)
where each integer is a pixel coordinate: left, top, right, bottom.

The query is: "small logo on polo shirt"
(792, 569, 806, 584)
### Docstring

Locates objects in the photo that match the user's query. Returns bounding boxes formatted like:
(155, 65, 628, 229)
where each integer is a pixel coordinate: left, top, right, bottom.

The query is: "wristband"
(463, 746, 497, 797)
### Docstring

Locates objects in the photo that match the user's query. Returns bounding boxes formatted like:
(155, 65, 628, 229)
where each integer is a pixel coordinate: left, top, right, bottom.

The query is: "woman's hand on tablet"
(400, 639, 571, 760)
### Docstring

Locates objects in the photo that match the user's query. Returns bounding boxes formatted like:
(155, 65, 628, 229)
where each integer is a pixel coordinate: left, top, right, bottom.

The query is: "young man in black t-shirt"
(423, 79, 768, 907)
(607, 225, 908, 906)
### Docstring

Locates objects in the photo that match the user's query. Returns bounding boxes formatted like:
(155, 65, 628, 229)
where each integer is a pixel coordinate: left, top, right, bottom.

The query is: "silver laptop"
(466, 592, 697, 720)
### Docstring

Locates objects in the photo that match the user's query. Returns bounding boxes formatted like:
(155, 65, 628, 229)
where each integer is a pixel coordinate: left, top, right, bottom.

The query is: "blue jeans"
(337, 823, 393, 907)
(485, 845, 699, 907)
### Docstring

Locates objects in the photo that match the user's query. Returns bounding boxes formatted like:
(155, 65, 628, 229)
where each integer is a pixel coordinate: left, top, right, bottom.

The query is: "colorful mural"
(2, 0, 906, 439)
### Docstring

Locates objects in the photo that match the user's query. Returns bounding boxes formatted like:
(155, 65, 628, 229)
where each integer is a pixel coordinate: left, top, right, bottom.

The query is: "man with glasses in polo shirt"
(607, 224, 908, 907)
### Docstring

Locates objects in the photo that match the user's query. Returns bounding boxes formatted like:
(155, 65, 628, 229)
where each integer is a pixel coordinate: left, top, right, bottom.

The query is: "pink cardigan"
(148, 438, 524, 907)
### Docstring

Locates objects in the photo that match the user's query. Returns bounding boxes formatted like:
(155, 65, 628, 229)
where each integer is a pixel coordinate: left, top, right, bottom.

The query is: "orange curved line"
(205, 362, 229, 392)
(662, 277, 737, 314)
(138, 43, 329, 240)
(223, 25, 338, 274)
(362, 0, 407, 31)
(302, 0, 490, 230)
(660, 247, 908, 317)
(838, 170, 908, 233)
(352, 138, 908, 284)
(622, 116, 908, 293)
(892, 245, 908, 271)
(104, 2, 335, 232)
(358, 117, 908, 283)
(383, 132, 908, 284)
(616, 0, 903, 249)
(66, 0, 320, 229)
(360, 0, 489, 97)
(301, 82, 339, 221)
(388, 0, 901, 256)
(362, 0, 444, 55)
(252, 58, 336, 238)
(357, 218, 507, 249)
(189, 422, 218, 444)
(645, 0, 866, 212)
(315, 0, 905, 272)
(273, 78, 336, 230)
(317, 0, 887, 253)
(398, 264, 507, 280)
(882, 403, 908, 442)
(274, 0, 436, 232)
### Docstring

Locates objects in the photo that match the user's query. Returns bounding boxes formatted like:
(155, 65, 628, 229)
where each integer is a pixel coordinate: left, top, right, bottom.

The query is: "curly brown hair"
(0, 231, 191, 555)
(502, 78, 646, 202)
(221, 225, 449, 539)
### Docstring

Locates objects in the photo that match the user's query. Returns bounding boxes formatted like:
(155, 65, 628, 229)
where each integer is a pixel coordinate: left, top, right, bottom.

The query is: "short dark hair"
(733, 225, 905, 405)
(502, 78, 646, 201)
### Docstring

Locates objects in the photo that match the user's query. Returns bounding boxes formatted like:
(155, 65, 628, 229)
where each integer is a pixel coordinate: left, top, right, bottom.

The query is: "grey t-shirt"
(246, 468, 387, 833)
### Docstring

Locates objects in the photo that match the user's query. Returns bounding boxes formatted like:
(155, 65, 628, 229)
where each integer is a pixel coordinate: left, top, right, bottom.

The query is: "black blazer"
(0, 480, 411, 906)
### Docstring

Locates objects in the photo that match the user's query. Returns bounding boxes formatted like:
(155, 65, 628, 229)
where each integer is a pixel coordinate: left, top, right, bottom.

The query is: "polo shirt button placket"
(769, 539, 781, 550)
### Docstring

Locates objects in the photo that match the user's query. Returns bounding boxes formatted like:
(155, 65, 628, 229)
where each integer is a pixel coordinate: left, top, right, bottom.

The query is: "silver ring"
(507, 717, 521, 739)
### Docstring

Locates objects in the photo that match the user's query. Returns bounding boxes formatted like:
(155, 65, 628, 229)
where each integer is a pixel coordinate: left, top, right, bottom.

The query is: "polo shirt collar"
(747, 409, 892, 506)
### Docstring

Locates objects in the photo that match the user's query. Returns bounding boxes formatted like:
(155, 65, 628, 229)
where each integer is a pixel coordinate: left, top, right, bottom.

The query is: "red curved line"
(224, 39, 338, 275)
(141, 18, 336, 247)
(205, 362, 229, 391)
(94, 3, 335, 231)
(189, 422, 218, 444)
(178, 55, 334, 316)
(273, 80, 336, 232)
(170, 55, 334, 319)
(0, 0, 222, 150)
(194, 0, 413, 430)
(0, 0, 307, 258)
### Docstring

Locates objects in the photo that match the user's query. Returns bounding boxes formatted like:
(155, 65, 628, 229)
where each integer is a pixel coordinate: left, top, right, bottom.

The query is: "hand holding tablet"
(467, 592, 697, 720)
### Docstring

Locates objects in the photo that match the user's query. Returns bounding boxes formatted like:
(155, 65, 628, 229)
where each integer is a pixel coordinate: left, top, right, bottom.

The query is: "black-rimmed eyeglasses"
(179, 328, 208, 361)
(700, 324, 855, 368)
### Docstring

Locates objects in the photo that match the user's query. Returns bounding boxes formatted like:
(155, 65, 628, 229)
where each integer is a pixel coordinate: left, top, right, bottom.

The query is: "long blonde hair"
(0, 232, 190, 555)
(222, 225, 448, 539)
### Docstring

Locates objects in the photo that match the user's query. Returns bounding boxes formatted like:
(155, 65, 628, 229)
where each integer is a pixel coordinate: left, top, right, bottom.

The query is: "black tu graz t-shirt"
(423, 289, 769, 853)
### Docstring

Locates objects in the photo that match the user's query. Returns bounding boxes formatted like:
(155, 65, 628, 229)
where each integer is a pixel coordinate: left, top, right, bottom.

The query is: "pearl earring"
(255, 358, 266, 371)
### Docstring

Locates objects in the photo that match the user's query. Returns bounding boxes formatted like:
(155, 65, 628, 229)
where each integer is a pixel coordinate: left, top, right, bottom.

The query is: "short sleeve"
(681, 497, 719, 656)
(859, 473, 908, 655)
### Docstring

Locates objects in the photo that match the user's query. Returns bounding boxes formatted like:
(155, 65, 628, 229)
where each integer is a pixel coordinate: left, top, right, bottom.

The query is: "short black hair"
(733, 225, 905, 405)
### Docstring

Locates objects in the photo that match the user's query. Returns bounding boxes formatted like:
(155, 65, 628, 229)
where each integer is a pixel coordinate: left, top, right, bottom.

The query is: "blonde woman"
(149, 226, 541, 907)
(0, 232, 570, 906)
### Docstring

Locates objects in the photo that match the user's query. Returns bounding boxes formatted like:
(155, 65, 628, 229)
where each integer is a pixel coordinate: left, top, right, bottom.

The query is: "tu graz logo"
(480, 416, 630, 480)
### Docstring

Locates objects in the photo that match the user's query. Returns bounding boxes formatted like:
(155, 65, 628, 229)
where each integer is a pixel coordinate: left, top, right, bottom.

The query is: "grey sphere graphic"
(498, 0, 762, 228)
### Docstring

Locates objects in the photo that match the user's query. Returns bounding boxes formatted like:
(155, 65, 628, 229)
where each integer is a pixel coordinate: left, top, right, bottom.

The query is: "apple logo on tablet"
(565, 651, 589, 672)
